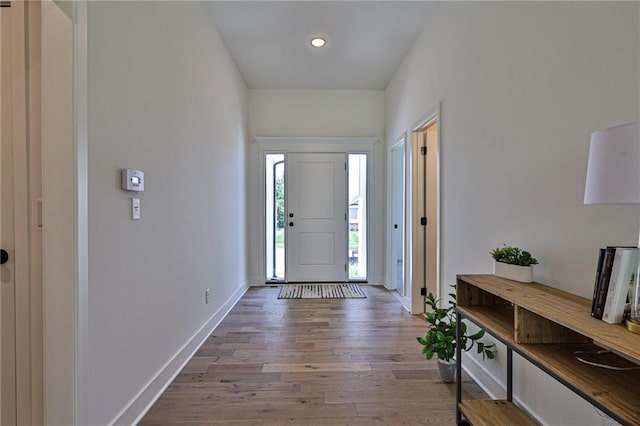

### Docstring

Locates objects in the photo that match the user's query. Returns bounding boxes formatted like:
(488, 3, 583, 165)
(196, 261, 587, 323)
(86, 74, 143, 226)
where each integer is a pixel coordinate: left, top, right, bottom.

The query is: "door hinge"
(0, 1, 11, 7)
(420, 217, 427, 226)
(420, 287, 427, 296)
(345, 162, 347, 170)
(345, 213, 347, 221)
(420, 146, 427, 155)
(345, 264, 347, 272)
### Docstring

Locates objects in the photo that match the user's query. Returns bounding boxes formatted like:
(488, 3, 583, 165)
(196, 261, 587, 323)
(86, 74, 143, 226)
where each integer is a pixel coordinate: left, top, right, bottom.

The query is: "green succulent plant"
(417, 289, 496, 362)
(491, 245, 538, 266)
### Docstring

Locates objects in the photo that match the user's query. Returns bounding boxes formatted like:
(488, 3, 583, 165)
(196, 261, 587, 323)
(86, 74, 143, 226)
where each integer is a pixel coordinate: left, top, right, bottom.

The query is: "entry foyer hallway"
(141, 286, 485, 424)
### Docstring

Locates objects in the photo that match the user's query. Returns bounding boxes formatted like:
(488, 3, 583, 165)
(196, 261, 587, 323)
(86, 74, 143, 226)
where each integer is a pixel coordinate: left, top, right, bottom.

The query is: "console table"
(455, 274, 640, 426)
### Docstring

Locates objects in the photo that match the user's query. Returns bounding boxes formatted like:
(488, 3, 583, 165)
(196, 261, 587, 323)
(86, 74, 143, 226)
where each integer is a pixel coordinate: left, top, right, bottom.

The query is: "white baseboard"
(462, 353, 543, 425)
(111, 283, 249, 426)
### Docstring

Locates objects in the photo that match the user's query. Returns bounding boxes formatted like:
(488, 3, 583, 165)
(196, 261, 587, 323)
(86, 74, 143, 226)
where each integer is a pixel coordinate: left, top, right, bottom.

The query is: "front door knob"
(0, 249, 8, 265)
(289, 222, 294, 227)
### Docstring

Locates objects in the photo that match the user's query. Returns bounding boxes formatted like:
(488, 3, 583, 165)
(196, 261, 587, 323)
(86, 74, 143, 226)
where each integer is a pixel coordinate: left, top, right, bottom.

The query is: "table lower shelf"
(458, 400, 536, 426)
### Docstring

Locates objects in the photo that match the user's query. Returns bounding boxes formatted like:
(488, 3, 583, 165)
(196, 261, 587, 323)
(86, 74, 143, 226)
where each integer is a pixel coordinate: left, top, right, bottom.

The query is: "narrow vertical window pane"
(266, 154, 285, 281)
(348, 154, 367, 280)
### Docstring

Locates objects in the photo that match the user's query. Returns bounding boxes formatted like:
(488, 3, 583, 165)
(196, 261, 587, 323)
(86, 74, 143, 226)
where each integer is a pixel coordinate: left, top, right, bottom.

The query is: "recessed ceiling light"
(310, 37, 326, 48)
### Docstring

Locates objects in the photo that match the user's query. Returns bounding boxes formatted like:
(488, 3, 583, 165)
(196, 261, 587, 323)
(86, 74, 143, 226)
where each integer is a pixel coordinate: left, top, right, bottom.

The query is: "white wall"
(247, 90, 386, 284)
(250, 90, 384, 138)
(87, 2, 248, 424)
(385, 2, 639, 425)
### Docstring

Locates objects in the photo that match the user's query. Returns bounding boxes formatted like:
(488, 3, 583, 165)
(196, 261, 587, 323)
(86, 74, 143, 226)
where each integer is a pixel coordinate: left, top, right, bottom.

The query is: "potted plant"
(491, 245, 539, 283)
(417, 289, 495, 383)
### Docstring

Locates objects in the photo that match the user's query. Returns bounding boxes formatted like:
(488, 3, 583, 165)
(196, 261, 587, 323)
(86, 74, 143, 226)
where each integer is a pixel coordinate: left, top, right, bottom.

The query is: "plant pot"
(437, 358, 456, 383)
(493, 261, 533, 283)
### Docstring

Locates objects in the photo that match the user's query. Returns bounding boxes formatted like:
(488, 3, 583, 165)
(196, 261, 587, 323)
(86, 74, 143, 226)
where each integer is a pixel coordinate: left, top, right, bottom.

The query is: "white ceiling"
(205, 2, 434, 90)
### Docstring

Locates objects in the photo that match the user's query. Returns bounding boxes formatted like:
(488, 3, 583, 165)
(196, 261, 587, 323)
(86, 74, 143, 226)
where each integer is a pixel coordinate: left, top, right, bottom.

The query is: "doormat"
(278, 284, 366, 299)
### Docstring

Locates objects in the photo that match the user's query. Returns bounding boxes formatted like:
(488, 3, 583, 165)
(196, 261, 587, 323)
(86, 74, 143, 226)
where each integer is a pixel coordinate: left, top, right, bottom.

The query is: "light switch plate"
(132, 198, 141, 220)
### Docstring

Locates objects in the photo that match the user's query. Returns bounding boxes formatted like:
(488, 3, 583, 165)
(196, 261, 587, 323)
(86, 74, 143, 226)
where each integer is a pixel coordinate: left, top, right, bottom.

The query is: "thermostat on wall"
(121, 169, 144, 192)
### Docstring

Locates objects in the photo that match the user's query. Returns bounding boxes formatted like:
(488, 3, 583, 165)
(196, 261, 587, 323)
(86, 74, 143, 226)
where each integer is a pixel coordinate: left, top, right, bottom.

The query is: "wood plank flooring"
(140, 285, 486, 425)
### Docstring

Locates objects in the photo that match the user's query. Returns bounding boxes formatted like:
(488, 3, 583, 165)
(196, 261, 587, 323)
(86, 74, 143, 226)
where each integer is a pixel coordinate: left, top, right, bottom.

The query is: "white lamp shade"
(584, 122, 640, 205)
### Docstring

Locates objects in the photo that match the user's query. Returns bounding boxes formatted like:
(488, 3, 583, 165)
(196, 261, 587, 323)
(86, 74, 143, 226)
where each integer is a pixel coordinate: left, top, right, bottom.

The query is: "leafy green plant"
(417, 289, 496, 362)
(349, 227, 359, 252)
(275, 176, 285, 228)
(491, 245, 538, 266)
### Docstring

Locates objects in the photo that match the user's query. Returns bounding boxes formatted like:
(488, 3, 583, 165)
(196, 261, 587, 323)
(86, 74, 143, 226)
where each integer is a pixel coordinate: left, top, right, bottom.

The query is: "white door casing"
(424, 123, 439, 301)
(286, 153, 347, 282)
(42, 0, 83, 423)
(253, 137, 377, 285)
(409, 106, 441, 314)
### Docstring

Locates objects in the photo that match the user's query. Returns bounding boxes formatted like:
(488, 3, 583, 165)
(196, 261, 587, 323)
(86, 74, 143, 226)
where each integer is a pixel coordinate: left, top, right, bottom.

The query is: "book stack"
(591, 246, 639, 324)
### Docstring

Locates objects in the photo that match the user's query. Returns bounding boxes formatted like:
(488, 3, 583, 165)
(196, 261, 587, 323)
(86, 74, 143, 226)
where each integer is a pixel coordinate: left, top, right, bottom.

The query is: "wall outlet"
(205, 288, 210, 304)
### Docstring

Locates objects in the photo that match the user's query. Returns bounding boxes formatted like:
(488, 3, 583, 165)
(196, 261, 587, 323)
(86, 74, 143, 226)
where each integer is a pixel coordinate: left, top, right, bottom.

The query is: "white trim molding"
(73, 1, 89, 424)
(41, 1, 85, 423)
(252, 137, 379, 286)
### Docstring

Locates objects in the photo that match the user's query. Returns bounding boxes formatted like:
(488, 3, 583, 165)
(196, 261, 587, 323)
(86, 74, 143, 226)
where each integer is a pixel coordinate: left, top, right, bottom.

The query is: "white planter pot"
(493, 261, 533, 283)
(437, 358, 456, 383)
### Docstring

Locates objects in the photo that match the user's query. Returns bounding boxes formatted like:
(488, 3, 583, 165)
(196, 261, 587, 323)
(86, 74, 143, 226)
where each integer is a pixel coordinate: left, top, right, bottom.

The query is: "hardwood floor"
(140, 285, 486, 425)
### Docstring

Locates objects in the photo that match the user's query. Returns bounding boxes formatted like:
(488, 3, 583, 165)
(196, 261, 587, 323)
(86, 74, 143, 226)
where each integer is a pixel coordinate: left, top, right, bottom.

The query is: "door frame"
(408, 104, 442, 314)
(39, 0, 89, 424)
(254, 137, 377, 284)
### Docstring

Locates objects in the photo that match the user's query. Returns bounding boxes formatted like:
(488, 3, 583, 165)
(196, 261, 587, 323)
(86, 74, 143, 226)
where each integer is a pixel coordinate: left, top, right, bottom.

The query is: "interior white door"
(1, 4, 17, 423)
(390, 144, 405, 296)
(287, 153, 347, 282)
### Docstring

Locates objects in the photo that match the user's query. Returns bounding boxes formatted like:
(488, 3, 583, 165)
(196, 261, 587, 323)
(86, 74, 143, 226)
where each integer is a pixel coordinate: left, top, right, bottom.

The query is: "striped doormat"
(278, 283, 366, 299)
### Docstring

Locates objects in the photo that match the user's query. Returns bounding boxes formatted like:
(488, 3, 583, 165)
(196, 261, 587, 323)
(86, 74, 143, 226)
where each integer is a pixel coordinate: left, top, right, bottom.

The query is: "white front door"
(286, 153, 347, 282)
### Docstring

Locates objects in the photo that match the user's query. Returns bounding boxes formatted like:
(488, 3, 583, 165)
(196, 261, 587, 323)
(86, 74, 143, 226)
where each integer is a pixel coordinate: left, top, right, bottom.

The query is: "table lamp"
(584, 121, 640, 333)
